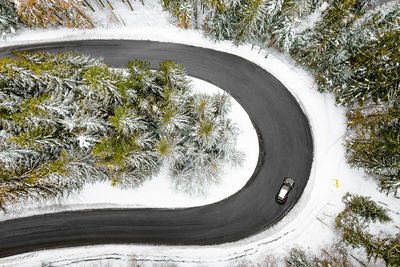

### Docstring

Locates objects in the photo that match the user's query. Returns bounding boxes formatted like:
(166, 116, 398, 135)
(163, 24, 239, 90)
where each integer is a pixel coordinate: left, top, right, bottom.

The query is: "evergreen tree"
(312, 244, 352, 267)
(202, 0, 242, 40)
(163, 0, 195, 28)
(0, 51, 109, 210)
(0, 52, 242, 210)
(347, 104, 400, 195)
(291, 1, 399, 106)
(12, 0, 93, 29)
(340, 193, 391, 223)
(270, 16, 296, 52)
(233, 0, 267, 44)
(343, 6, 400, 105)
(167, 0, 324, 48)
(286, 248, 314, 267)
(0, 0, 25, 38)
(288, 1, 399, 198)
(335, 193, 399, 265)
(290, 0, 366, 78)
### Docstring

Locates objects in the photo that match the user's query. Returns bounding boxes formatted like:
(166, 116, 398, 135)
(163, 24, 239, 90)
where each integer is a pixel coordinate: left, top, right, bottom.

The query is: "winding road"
(0, 40, 313, 258)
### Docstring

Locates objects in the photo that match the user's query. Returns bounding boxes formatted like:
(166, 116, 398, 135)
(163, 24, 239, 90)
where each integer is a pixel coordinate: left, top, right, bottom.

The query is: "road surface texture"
(0, 40, 313, 258)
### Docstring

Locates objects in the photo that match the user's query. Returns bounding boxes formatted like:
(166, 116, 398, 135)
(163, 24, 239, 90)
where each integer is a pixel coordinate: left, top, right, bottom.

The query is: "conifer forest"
(0, 51, 241, 210)
(0, 0, 399, 265)
(1, 0, 397, 196)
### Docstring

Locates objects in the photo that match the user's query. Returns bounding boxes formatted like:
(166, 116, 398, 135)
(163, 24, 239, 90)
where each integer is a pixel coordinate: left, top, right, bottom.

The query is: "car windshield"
(284, 179, 294, 187)
(278, 187, 288, 199)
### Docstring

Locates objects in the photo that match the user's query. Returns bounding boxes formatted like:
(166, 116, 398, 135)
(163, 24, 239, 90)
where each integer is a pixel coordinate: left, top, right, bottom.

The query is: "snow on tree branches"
(290, 1, 400, 196)
(291, 0, 399, 106)
(165, 0, 324, 47)
(11, 0, 94, 28)
(346, 104, 400, 195)
(0, 51, 242, 211)
(335, 193, 399, 266)
(0, 0, 26, 38)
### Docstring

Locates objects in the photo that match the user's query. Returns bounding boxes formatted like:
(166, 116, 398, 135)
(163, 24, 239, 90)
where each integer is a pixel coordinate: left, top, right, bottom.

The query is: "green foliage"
(163, 0, 195, 28)
(377, 234, 400, 266)
(165, 0, 323, 46)
(346, 104, 400, 195)
(9, 125, 54, 149)
(156, 60, 190, 94)
(93, 136, 138, 167)
(291, 0, 364, 82)
(335, 193, 390, 235)
(24, 152, 70, 184)
(233, 0, 267, 44)
(286, 248, 314, 267)
(0, 51, 241, 210)
(109, 106, 146, 136)
(291, 1, 400, 106)
(336, 218, 400, 266)
(12, 0, 93, 29)
(202, 2, 242, 40)
(289, 1, 400, 196)
(312, 244, 352, 267)
(335, 193, 399, 265)
(346, 27, 400, 104)
(341, 193, 391, 223)
(83, 64, 123, 106)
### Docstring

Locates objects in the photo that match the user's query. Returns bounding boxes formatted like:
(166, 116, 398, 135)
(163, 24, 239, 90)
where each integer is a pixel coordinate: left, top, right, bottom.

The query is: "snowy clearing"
(1, 0, 399, 266)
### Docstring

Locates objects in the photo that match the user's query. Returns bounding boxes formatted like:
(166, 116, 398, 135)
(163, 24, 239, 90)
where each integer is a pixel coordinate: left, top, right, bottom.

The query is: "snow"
(1, 0, 399, 266)
(295, 2, 329, 33)
(77, 135, 93, 149)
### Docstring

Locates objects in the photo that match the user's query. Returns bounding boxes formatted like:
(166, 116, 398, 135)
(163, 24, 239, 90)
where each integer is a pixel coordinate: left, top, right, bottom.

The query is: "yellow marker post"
(335, 179, 339, 189)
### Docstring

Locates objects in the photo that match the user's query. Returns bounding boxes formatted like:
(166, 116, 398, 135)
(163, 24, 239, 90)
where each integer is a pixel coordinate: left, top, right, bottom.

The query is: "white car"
(275, 177, 295, 204)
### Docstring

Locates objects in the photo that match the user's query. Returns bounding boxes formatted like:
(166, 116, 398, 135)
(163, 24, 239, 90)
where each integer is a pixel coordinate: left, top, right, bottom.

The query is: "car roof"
(278, 187, 289, 199)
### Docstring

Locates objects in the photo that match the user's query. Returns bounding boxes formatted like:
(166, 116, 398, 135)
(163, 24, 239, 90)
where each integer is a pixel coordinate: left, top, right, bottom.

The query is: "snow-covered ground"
(1, 0, 399, 266)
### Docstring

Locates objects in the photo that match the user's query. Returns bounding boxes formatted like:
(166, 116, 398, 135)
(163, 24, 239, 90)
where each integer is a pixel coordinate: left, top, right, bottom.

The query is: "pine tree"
(0, 0, 25, 38)
(233, 0, 267, 44)
(285, 248, 314, 267)
(291, 0, 364, 74)
(346, 104, 400, 195)
(312, 244, 352, 267)
(202, 1, 241, 40)
(163, 0, 195, 28)
(340, 193, 391, 223)
(334, 193, 398, 265)
(288, 2, 399, 198)
(12, 0, 93, 29)
(343, 6, 400, 105)
(270, 16, 296, 52)
(166, 0, 324, 50)
(290, 1, 399, 106)
(0, 52, 242, 210)
(0, 51, 109, 210)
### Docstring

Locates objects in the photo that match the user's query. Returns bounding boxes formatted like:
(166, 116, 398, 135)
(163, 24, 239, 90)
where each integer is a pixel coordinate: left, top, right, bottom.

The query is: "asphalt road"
(0, 40, 313, 258)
